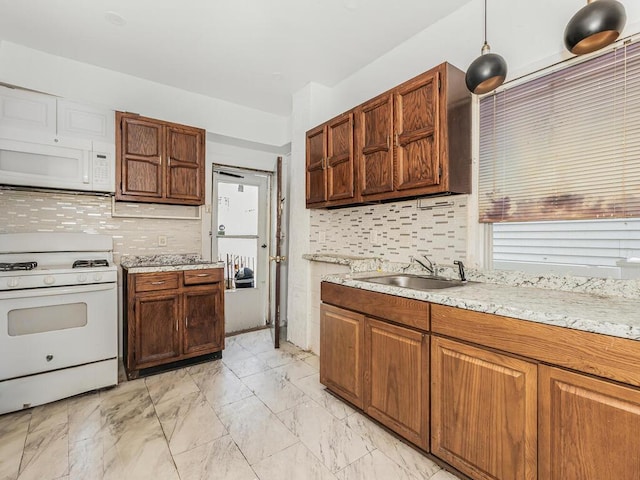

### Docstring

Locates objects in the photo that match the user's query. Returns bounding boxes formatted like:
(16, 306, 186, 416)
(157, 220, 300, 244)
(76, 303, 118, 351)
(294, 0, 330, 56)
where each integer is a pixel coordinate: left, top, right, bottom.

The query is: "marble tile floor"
(0, 328, 463, 480)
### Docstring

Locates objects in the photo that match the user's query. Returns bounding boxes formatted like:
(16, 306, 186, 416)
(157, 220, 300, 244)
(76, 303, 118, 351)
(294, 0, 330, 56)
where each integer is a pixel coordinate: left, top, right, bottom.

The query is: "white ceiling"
(0, 0, 473, 116)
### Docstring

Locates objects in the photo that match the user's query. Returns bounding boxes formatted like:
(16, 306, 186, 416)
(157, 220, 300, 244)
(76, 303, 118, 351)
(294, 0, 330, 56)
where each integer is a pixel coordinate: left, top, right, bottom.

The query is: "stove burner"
(0, 261, 38, 272)
(72, 259, 110, 269)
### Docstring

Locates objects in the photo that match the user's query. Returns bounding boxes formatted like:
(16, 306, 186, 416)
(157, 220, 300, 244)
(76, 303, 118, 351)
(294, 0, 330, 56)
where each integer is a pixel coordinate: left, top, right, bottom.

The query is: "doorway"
(212, 166, 271, 333)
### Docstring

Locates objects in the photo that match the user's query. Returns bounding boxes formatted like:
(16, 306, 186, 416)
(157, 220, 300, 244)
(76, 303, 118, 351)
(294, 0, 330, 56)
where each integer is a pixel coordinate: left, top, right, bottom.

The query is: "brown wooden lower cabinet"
(364, 317, 429, 450)
(539, 365, 640, 480)
(320, 285, 430, 449)
(430, 336, 537, 480)
(321, 282, 640, 480)
(320, 303, 364, 409)
(183, 286, 224, 355)
(133, 292, 181, 366)
(124, 268, 225, 379)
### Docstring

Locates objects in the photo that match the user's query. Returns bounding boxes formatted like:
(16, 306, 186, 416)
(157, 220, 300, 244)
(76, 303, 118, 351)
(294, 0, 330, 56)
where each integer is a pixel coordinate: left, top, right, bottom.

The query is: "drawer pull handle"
(196, 273, 209, 277)
(151, 281, 165, 285)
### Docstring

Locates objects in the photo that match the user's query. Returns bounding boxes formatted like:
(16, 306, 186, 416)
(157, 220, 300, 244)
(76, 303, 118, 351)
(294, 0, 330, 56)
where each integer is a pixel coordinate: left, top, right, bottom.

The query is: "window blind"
(479, 40, 640, 223)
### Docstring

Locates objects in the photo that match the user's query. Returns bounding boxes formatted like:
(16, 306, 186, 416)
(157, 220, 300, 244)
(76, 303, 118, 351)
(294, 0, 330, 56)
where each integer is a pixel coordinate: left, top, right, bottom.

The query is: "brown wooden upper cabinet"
(357, 93, 394, 198)
(306, 111, 356, 208)
(116, 112, 206, 206)
(306, 62, 471, 209)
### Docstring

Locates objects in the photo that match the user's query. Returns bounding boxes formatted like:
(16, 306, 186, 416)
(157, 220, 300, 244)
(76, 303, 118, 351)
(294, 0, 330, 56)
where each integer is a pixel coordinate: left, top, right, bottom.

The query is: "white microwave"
(0, 136, 115, 193)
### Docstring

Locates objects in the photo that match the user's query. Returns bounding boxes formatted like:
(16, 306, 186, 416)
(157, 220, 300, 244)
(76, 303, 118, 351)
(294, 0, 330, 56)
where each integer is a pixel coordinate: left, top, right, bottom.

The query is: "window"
(493, 219, 640, 279)
(479, 39, 640, 278)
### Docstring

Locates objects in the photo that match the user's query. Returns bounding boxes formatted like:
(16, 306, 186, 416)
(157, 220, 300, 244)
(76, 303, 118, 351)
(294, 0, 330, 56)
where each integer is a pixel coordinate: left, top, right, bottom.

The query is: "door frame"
(212, 164, 273, 330)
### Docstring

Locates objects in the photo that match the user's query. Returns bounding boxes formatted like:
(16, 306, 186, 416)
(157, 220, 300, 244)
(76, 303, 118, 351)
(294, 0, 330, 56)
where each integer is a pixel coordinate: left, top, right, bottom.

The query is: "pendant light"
(465, 0, 507, 95)
(564, 0, 626, 55)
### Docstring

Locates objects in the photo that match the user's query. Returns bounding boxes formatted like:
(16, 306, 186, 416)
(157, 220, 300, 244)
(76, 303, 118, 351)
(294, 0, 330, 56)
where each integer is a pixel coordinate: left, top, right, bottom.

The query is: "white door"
(212, 166, 271, 333)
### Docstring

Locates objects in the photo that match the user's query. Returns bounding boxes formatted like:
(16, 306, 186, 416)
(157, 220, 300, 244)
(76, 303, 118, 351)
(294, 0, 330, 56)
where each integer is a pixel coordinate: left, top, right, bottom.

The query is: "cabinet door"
(394, 71, 440, 192)
(306, 124, 327, 206)
(183, 284, 225, 356)
(57, 99, 114, 142)
(166, 126, 204, 204)
(431, 336, 537, 480)
(320, 303, 364, 408)
(133, 292, 181, 369)
(326, 113, 355, 203)
(0, 85, 56, 134)
(540, 365, 640, 480)
(357, 94, 394, 198)
(364, 317, 429, 450)
(117, 115, 163, 199)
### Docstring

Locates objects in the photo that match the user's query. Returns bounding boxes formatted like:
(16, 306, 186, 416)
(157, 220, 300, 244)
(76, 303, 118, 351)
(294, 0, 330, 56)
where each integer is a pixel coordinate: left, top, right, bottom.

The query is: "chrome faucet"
(411, 254, 436, 276)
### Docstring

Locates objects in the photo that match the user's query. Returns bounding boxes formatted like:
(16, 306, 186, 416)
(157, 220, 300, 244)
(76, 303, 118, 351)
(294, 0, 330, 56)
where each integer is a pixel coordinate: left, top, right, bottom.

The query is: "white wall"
(286, 82, 332, 348)
(0, 41, 290, 147)
(285, 0, 640, 349)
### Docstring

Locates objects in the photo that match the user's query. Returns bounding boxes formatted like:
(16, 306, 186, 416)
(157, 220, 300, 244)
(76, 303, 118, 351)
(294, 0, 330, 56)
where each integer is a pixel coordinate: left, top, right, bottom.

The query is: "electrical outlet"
(158, 235, 167, 247)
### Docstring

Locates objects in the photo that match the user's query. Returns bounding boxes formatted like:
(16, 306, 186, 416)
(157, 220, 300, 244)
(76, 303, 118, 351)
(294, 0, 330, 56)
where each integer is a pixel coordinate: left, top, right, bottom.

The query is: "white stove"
(0, 233, 118, 414)
(0, 261, 117, 290)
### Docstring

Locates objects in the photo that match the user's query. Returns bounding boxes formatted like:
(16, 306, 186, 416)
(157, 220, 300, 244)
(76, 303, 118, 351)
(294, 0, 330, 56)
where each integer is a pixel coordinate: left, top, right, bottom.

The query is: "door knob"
(261, 244, 267, 248)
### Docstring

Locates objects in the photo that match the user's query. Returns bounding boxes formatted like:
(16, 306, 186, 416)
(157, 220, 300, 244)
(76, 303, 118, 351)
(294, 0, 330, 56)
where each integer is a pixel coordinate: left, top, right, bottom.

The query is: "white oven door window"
(8, 303, 88, 335)
(0, 283, 117, 380)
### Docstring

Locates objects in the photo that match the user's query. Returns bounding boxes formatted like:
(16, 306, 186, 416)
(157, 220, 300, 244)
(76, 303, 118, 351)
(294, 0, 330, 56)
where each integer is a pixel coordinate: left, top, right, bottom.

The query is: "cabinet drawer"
(184, 268, 223, 285)
(432, 304, 640, 389)
(134, 272, 180, 292)
(321, 282, 430, 332)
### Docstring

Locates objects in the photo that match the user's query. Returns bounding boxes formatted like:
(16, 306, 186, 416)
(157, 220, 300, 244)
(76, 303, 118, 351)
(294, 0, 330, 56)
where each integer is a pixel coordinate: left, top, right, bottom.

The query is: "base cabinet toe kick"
(320, 281, 640, 480)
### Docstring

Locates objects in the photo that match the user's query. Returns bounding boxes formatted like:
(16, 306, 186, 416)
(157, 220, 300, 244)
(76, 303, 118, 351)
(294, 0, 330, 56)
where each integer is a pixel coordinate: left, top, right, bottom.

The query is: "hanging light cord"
(482, 0, 490, 54)
(484, 0, 487, 44)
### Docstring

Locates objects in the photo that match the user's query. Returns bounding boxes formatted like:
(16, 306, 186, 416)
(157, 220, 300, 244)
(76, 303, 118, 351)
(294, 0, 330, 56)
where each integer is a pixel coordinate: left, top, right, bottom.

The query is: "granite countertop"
(120, 254, 224, 273)
(322, 271, 640, 342)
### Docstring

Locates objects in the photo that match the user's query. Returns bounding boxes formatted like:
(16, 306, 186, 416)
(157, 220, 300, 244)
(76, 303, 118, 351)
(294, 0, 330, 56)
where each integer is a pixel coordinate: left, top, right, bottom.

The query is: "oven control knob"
(78, 274, 88, 283)
(7, 278, 19, 288)
(46, 355, 53, 362)
(44, 276, 55, 285)
(93, 273, 103, 282)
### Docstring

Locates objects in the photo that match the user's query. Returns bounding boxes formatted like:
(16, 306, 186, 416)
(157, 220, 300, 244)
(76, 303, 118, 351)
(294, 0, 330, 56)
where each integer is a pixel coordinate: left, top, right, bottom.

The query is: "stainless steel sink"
(359, 274, 467, 290)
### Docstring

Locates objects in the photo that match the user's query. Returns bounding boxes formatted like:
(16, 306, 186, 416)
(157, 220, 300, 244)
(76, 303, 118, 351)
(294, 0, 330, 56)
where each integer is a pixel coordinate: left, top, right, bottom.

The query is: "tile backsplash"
(310, 196, 468, 266)
(0, 189, 203, 262)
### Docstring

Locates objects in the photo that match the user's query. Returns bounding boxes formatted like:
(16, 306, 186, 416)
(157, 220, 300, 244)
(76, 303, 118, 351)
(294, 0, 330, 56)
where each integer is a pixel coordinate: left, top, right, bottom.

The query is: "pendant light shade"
(564, 0, 626, 55)
(465, 0, 507, 95)
(465, 46, 508, 95)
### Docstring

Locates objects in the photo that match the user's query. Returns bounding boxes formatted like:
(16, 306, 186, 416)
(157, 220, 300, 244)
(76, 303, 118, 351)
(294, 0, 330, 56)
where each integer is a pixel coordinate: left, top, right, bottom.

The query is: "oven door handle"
(0, 282, 116, 300)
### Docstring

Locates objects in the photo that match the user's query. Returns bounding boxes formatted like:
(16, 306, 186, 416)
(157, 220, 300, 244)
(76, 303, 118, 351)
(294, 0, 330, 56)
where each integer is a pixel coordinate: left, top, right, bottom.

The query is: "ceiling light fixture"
(105, 11, 127, 27)
(465, 0, 507, 95)
(564, 0, 626, 55)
